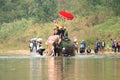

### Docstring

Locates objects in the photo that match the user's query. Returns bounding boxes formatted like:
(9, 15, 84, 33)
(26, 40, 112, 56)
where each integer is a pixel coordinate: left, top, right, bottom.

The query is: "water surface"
(0, 55, 120, 80)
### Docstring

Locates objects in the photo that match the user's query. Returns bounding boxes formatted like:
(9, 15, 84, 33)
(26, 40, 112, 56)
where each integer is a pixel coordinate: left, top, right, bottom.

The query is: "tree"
(33, 0, 58, 22)
(111, 0, 120, 16)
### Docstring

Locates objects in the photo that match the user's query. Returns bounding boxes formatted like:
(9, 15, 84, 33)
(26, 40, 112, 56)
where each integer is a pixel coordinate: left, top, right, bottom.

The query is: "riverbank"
(0, 49, 120, 56)
(0, 50, 30, 56)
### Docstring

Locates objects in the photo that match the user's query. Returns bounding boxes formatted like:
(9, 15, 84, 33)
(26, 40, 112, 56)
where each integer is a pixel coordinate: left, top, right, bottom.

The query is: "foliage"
(0, 0, 57, 23)
(61, 41, 73, 47)
(111, 0, 120, 16)
(93, 16, 120, 40)
(0, 0, 120, 24)
(0, 0, 120, 49)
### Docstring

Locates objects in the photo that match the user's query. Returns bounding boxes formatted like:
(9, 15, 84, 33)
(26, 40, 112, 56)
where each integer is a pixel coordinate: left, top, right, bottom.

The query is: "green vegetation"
(93, 17, 120, 39)
(0, 0, 120, 50)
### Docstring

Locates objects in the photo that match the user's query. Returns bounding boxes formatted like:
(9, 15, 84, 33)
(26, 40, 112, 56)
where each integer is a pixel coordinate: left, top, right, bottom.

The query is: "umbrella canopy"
(30, 38, 38, 41)
(59, 10, 74, 20)
(36, 38, 42, 42)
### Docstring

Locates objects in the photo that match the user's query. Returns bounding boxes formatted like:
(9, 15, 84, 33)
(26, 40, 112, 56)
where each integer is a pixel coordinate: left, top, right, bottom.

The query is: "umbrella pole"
(62, 18, 66, 27)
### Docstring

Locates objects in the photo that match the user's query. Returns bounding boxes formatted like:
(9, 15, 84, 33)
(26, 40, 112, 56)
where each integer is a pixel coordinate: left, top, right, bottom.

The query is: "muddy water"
(0, 55, 120, 80)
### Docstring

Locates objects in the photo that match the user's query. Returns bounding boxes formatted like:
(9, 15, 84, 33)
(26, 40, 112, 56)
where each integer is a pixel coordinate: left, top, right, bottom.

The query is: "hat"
(40, 46, 43, 49)
(36, 38, 42, 42)
(64, 27, 66, 29)
(82, 40, 84, 42)
(74, 39, 77, 42)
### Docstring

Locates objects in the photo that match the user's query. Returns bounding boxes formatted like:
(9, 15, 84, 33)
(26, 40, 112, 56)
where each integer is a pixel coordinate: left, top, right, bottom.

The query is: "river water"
(0, 55, 120, 80)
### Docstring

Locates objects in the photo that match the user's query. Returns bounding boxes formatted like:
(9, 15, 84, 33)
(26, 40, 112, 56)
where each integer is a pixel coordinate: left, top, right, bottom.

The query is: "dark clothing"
(86, 48, 91, 54)
(53, 42, 61, 56)
(114, 42, 118, 53)
(60, 29, 64, 36)
(56, 29, 61, 35)
(30, 48, 33, 52)
(37, 49, 45, 55)
(80, 48, 85, 54)
(59, 29, 64, 39)
(94, 47, 98, 54)
(96, 41, 100, 49)
(117, 42, 120, 52)
(80, 41, 86, 54)
(62, 50, 69, 56)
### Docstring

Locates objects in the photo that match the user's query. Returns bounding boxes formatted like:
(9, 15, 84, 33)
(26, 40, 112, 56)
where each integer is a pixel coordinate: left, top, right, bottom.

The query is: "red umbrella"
(59, 10, 74, 20)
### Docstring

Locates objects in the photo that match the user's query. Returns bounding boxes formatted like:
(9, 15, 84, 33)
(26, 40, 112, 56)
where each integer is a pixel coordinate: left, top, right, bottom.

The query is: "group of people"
(94, 39, 106, 54)
(29, 18, 120, 56)
(29, 19, 71, 56)
(53, 25, 68, 40)
(73, 39, 91, 54)
(49, 19, 74, 56)
(29, 37, 120, 55)
(52, 26, 70, 56)
(95, 39, 120, 54)
(29, 39, 45, 55)
(73, 38, 120, 55)
(111, 39, 120, 53)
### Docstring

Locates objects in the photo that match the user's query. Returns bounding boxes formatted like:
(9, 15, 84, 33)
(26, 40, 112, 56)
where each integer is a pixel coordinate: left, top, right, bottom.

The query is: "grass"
(0, 15, 120, 50)
(93, 16, 120, 40)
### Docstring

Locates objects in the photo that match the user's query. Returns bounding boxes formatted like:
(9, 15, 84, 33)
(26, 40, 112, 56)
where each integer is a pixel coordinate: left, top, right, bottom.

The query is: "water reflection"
(0, 59, 30, 80)
(30, 57, 64, 80)
(30, 58, 48, 80)
(47, 57, 120, 80)
(0, 56, 120, 80)
(47, 57, 63, 80)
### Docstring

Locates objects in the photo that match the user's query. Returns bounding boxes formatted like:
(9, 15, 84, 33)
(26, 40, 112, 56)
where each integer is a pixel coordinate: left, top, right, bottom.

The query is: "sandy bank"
(0, 50, 30, 56)
(0, 49, 120, 56)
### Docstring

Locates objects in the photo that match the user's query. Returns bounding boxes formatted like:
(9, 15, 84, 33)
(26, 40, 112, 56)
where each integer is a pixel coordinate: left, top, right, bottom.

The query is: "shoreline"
(0, 50, 30, 56)
(0, 49, 120, 56)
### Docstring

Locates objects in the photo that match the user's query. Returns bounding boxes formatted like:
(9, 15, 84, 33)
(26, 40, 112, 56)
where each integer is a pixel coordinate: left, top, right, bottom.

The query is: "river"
(0, 55, 120, 80)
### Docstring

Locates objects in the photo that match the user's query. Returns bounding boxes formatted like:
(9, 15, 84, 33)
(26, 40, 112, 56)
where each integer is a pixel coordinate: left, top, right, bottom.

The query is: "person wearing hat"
(73, 39, 78, 54)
